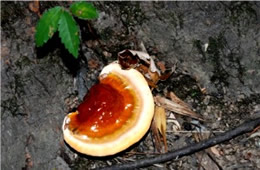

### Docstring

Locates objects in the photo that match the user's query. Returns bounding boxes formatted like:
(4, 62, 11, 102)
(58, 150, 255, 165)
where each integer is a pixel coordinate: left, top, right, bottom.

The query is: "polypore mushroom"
(62, 62, 154, 156)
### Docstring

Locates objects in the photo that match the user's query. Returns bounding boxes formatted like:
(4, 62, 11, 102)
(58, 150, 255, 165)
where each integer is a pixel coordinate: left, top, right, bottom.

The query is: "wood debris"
(151, 106, 168, 153)
(191, 120, 222, 169)
(196, 152, 220, 170)
(210, 146, 221, 157)
(249, 125, 260, 137)
(154, 95, 204, 121)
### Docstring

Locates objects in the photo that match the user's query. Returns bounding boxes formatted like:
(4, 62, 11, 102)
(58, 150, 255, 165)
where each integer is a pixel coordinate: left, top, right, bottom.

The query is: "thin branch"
(166, 130, 225, 133)
(100, 118, 260, 170)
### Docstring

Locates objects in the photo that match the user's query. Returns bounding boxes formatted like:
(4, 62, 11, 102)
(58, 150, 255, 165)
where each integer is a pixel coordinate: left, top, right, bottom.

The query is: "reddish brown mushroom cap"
(62, 62, 154, 156)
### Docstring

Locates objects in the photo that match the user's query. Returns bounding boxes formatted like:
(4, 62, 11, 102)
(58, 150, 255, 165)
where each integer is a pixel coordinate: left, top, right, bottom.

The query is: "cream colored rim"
(62, 62, 154, 156)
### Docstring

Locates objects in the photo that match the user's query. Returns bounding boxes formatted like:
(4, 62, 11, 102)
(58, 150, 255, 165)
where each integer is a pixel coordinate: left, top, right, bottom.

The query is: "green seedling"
(35, 2, 98, 58)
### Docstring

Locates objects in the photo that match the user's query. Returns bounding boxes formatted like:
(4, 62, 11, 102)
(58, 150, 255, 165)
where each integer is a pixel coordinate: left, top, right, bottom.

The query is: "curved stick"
(100, 118, 260, 170)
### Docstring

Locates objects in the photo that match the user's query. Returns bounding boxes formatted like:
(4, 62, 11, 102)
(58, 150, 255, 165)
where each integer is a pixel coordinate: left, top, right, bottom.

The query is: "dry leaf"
(249, 125, 260, 136)
(125, 50, 150, 64)
(167, 112, 181, 132)
(151, 106, 168, 153)
(117, 49, 174, 87)
(155, 95, 204, 121)
(249, 131, 260, 138)
(169, 91, 190, 109)
(159, 68, 174, 81)
(29, 0, 40, 16)
(136, 64, 149, 75)
(118, 50, 139, 69)
(200, 87, 207, 94)
(154, 106, 166, 136)
(195, 152, 220, 170)
(148, 69, 160, 85)
(157, 61, 166, 73)
(210, 146, 221, 157)
(149, 56, 160, 74)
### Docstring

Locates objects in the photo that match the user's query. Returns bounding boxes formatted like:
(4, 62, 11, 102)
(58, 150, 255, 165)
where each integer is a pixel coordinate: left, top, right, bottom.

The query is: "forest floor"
(1, 1, 260, 170)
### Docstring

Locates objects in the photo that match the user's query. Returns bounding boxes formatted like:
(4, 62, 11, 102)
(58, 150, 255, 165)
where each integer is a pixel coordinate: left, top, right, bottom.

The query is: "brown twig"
(99, 118, 260, 170)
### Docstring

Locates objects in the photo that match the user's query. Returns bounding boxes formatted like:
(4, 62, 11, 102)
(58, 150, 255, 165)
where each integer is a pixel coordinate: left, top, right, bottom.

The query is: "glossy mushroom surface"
(62, 62, 154, 156)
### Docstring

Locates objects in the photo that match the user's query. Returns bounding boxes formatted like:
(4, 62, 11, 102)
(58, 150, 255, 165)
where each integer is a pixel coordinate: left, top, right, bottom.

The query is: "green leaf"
(70, 2, 98, 20)
(35, 7, 62, 47)
(58, 11, 80, 58)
